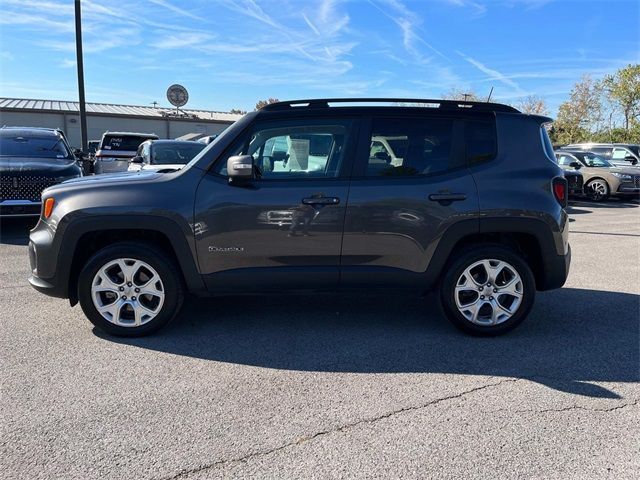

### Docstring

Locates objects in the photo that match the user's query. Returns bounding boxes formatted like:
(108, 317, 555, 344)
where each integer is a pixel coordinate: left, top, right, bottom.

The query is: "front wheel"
(78, 243, 184, 337)
(439, 246, 536, 336)
(585, 178, 609, 202)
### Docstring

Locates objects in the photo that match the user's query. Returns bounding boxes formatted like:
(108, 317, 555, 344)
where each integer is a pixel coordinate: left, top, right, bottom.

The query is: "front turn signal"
(43, 198, 55, 219)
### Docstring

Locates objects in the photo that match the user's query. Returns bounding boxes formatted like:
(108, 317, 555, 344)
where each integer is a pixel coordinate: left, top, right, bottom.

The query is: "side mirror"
(624, 155, 638, 165)
(227, 155, 254, 182)
(569, 161, 582, 170)
(130, 156, 144, 164)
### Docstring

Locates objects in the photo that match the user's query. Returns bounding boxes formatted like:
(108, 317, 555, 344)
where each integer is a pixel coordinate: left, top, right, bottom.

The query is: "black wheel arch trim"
(44, 214, 206, 302)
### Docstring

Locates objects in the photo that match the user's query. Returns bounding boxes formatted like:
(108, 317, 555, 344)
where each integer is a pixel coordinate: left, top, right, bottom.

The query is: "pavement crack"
(158, 377, 519, 479)
(514, 398, 639, 415)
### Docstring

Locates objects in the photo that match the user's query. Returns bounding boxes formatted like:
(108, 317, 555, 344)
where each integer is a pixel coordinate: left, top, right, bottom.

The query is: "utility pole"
(74, 0, 88, 151)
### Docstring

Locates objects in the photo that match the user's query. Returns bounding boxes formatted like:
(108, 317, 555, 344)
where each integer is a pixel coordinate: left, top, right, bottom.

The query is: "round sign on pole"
(166, 84, 189, 108)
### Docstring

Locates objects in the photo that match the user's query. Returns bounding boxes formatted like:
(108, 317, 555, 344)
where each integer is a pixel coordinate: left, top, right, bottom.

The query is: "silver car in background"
(94, 131, 158, 174)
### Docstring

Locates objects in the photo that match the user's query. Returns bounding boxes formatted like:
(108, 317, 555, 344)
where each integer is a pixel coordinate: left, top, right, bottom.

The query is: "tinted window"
(101, 135, 156, 151)
(466, 120, 496, 163)
(540, 126, 555, 161)
(591, 147, 611, 157)
(612, 147, 630, 159)
(216, 120, 350, 179)
(557, 154, 576, 166)
(366, 117, 454, 177)
(0, 134, 71, 159)
(151, 142, 205, 165)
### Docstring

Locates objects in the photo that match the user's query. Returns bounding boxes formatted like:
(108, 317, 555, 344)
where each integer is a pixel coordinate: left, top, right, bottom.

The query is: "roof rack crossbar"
(261, 98, 519, 113)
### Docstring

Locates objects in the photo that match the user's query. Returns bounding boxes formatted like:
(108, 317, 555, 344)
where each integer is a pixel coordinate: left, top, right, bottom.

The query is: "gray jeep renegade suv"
(28, 98, 571, 336)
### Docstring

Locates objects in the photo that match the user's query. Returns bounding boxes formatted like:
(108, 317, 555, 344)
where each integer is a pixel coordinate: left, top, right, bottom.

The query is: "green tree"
(602, 64, 640, 131)
(442, 88, 482, 102)
(552, 75, 603, 144)
(255, 98, 280, 110)
(229, 108, 247, 115)
(517, 95, 549, 116)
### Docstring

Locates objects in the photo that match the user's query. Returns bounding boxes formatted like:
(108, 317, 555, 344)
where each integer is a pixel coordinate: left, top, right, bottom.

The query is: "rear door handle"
(428, 193, 467, 204)
(302, 197, 340, 205)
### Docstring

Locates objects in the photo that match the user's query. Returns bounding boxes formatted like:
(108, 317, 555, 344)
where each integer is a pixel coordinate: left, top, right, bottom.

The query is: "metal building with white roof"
(0, 98, 244, 148)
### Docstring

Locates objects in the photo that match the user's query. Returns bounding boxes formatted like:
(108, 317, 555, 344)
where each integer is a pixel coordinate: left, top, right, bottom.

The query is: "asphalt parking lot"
(1, 199, 639, 480)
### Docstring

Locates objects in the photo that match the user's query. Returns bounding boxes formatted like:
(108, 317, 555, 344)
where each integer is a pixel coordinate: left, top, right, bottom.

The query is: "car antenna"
(487, 86, 494, 102)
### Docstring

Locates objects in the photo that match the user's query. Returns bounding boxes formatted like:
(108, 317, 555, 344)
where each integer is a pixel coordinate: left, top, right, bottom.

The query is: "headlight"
(612, 172, 632, 180)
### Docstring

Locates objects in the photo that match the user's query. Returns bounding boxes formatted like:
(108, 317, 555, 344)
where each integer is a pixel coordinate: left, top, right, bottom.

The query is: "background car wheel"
(439, 245, 536, 336)
(78, 242, 184, 337)
(585, 178, 609, 202)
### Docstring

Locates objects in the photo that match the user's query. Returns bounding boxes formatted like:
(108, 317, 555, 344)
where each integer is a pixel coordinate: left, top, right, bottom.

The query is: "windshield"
(0, 135, 72, 159)
(627, 145, 639, 157)
(101, 135, 155, 151)
(581, 154, 612, 168)
(152, 143, 205, 165)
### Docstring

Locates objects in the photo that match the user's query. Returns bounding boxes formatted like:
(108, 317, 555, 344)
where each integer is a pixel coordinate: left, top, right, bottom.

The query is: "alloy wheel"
(454, 259, 523, 326)
(587, 180, 608, 201)
(91, 258, 165, 327)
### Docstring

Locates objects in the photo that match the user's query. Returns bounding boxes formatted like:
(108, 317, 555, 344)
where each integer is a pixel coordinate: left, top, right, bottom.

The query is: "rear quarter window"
(465, 119, 496, 164)
(540, 125, 555, 161)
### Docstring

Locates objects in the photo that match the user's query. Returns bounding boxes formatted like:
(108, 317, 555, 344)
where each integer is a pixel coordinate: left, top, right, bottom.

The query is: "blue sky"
(0, 0, 638, 115)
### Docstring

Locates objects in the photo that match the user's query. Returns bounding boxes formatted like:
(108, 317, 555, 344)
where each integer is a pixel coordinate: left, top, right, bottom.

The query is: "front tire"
(439, 245, 536, 336)
(585, 178, 609, 202)
(78, 242, 184, 337)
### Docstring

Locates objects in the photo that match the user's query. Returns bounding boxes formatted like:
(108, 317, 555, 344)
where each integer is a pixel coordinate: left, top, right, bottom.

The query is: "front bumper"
(27, 221, 69, 299)
(0, 200, 41, 217)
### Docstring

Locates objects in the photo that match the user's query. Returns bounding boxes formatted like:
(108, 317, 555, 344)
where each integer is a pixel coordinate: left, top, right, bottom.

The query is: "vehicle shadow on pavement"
(102, 287, 639, 399)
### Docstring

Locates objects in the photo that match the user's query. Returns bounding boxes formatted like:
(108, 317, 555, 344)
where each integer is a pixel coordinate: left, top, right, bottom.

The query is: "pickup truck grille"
(634, 176, 640, 188)
(0, 175, 56, 202)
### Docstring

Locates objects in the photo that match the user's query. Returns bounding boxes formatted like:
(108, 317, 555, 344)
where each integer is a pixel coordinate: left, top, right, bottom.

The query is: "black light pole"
(74, 0, 88, 151)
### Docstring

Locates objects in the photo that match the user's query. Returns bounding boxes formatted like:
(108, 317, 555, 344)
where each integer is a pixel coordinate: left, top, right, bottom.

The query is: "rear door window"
(363, 117, 461, 177)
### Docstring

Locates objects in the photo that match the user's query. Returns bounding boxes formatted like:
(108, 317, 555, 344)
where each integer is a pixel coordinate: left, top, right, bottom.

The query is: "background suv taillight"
(552, 177, 568, 207)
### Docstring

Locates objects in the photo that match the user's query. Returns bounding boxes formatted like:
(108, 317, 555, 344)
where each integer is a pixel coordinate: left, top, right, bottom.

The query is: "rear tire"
(78, 242, 184, 337)
(439, 245, 536, 336)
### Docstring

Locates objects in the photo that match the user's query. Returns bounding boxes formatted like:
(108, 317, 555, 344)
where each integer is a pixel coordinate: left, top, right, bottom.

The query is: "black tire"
(78, 242, 184, 337)
(585, 178, 609, 202)
(439, 245, 536, 336)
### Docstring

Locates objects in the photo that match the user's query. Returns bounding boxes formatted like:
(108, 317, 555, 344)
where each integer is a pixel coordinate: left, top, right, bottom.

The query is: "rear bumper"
(538, 244, 571, 291)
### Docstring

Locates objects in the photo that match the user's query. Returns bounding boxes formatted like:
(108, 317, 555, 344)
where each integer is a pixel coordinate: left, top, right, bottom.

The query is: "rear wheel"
(439, 245, 536, 335)
(78, 243, 184, 336)
(585, 178, 609, 202)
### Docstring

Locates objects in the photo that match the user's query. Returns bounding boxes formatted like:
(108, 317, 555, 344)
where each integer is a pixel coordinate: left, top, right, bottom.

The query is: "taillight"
(552, 177, 568, 207)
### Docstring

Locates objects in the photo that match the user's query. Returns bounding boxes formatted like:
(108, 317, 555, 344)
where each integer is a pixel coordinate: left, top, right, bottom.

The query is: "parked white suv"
(127, 139, 205, 173)
(94, 132, 159, 174)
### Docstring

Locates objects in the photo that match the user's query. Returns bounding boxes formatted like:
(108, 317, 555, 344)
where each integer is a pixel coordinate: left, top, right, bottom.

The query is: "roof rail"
(261, 98, 520, 113)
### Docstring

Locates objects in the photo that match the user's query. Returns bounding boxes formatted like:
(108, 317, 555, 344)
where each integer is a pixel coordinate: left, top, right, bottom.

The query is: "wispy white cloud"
(0, 11, 74, 33)
(151, 32, 216, 49)
(457, 51, 524, 93)
(147, 0, 204, 21)
(59, 58, 76, 68)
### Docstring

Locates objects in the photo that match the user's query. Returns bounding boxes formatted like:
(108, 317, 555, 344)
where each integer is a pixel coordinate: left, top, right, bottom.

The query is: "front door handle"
(302, 197, 340, 205)
(428, 193, 467, 204)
